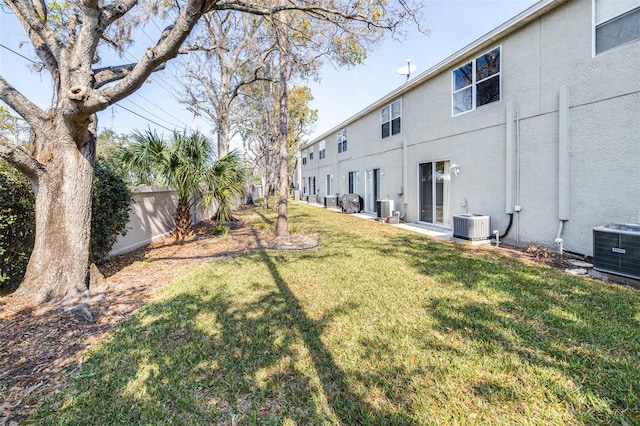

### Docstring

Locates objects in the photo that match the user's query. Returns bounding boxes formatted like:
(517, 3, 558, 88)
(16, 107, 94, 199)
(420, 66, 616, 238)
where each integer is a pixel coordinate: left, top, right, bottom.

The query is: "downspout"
(516, 109, 521, 246)
(556, 85, 570, 255)
(402, 133, 408, 220)
(495, 102, 517, 246)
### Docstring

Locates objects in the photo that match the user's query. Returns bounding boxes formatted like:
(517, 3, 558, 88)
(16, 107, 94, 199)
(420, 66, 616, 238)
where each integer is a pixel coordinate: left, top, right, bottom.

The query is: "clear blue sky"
(0, 0, 538, 145)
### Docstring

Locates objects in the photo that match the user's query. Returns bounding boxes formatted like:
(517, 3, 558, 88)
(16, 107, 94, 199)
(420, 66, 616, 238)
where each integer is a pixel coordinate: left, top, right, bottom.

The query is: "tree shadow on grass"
(31, 249, 412, 424)
(374, 233, 640, 423)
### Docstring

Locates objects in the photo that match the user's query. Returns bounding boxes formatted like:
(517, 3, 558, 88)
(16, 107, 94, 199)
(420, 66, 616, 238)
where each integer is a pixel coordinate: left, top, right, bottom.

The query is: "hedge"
(0, 160, 132, 292)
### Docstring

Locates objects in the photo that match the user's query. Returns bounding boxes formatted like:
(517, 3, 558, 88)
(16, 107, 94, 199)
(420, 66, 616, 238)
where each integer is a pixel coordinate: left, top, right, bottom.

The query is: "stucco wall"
(110, 186, 177, 256)
(109, 186, 221, 257)
(299, 0, 640, 256)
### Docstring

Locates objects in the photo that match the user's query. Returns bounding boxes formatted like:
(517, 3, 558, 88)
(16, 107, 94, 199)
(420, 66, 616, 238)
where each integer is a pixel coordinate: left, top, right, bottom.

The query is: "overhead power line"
(115, 103, 176, 132)
(1, 41, 183, 133)
(0, 42, 40, 65)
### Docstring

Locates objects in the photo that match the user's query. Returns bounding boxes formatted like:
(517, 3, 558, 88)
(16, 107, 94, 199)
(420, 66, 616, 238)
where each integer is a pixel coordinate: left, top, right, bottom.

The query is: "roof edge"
(302, 0, 569, 149)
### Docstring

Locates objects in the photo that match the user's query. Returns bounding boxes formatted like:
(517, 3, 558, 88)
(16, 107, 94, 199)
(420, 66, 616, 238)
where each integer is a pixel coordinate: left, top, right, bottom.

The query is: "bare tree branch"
(93, 63, 166, 89)
(85, 0, 208, 113)
(0, 135, 44, 181)
(4, 0, 63, 72)
(98, 0, 138, 30)
(0, 76, 47, 127)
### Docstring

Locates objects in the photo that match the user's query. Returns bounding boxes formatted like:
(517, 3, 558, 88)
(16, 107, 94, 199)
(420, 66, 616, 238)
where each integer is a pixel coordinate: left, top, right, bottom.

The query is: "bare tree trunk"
(216, 119, 230, 158)
(275, 21, 289, 238)
(14, 120, 95, 304)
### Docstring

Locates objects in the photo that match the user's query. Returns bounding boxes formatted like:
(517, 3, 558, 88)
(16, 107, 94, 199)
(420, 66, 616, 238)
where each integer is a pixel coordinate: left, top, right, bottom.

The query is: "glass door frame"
(418, 161, 451, 226)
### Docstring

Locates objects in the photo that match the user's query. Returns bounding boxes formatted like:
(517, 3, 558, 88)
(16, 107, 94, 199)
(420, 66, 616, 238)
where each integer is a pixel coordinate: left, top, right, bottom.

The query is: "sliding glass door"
(365, 168, 380, 213)
(419, 161, 450, 225)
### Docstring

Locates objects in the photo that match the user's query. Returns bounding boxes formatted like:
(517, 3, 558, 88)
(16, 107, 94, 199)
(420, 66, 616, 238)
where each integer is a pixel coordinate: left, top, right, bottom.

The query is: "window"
(452, 47, 501, 115)
(595, 0, 640, 54)
(319, 140, 326, 160)
(302, 154, 307, 165)
(337, 129, 348, 153)
(348, 171, 357, 193)
(309, 150, 314, 160)
(381, 100, 401, 138)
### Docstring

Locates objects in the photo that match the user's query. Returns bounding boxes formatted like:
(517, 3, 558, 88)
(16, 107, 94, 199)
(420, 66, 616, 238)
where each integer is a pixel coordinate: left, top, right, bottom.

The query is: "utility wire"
(1, 41, 182, 133)
(0, 42, 41, 65)
(115, 103, 176, 132)
(122, 97, 184, 130)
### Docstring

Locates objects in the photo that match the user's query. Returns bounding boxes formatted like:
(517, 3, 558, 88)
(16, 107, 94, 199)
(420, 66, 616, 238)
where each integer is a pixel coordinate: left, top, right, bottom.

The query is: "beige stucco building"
(298, 0, 640, 257)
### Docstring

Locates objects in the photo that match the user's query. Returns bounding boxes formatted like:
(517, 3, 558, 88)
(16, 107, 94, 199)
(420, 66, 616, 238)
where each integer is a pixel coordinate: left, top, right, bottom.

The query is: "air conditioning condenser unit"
(593, 223, 640, 280)
(453, 214, 491, 241)
(377, 199, 394, 218)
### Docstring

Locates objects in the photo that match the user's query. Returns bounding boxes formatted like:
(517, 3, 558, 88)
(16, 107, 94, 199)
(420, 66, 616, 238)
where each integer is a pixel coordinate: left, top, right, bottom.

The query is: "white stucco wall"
(300, 0, 640, 256)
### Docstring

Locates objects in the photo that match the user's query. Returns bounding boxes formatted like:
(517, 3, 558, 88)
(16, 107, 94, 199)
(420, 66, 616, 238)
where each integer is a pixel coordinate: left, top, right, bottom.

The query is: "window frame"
(318, 140, 326, 160)
(381, 99, 402, 139)
(593, 0, 640, 55)
(451, 46, 501, 116)
(337, 128, 347, 153)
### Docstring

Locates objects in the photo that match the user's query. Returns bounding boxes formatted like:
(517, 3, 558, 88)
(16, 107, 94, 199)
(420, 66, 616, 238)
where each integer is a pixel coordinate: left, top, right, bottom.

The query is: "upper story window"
(595, 0, 640, 54)
(337, 129, 348, 153)
(319, 140, 326, 160)
(381, 100, 401, 138)
(452, 46, 501, 116)
(309, 150, 314, 160)
(302, 154, 307, 166)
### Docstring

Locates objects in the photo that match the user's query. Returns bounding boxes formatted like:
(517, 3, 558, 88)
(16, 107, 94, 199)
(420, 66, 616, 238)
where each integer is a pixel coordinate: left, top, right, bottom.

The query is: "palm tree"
(121, 129, 246, 239)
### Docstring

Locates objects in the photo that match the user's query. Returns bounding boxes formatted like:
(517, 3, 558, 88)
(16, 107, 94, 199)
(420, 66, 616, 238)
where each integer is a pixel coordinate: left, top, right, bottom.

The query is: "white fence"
(109, 186, 218, 257)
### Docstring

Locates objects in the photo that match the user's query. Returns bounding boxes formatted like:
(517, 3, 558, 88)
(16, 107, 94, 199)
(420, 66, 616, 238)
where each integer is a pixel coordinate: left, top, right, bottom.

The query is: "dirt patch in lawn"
(0, 209, 318, 424)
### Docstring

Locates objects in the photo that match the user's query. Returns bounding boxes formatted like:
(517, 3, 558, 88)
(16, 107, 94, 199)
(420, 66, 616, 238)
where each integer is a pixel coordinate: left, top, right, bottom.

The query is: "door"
(365, 168, 380, 213)
(419, 161, 450, 225)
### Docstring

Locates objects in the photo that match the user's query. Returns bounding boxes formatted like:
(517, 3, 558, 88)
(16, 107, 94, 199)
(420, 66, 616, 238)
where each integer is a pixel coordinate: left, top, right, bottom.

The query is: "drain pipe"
(555, 221, 565, 255)
(492, 213, 514, 246)
(495, 102, 517, 246)
(556, 86, 570, 255)
(402, 133, 408, 220)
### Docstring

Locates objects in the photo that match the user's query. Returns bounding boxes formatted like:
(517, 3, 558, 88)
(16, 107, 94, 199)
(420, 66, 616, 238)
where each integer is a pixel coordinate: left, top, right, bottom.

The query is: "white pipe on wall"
(505, 102, 516, 215)
(555, 85, 571, 254)
(558, 85, 570, 221)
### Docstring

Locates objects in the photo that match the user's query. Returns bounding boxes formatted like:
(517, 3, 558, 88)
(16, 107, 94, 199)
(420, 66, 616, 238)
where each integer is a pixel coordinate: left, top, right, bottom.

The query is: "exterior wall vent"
(453, 214, 491, 241)
(593, 224, 640, 280)
(307, 194, 317, 204)
(377, 199, 394, 218)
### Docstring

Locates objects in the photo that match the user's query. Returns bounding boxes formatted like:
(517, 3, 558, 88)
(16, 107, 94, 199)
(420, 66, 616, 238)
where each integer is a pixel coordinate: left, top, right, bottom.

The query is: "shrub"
(0, 163, 35, 292)
(91, 160, 133, 261)
(211, 224, 229, 236)
(0, 160, 132, 291)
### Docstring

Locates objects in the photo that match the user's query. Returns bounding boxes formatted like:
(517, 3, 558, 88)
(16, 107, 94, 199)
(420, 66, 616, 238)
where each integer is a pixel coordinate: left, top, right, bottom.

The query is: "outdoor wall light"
(451, 164, 461, 176)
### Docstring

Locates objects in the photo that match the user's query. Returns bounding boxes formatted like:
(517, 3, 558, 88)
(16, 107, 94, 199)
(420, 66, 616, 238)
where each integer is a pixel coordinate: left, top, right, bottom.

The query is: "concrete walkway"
(301, 200, 453, 241)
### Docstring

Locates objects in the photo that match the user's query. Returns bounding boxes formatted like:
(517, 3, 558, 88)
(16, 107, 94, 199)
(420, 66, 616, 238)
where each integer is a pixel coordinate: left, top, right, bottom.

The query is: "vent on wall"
(593, 224, 640, 280)
(377, 199, 394, 218)
(453, 214, 491, 241)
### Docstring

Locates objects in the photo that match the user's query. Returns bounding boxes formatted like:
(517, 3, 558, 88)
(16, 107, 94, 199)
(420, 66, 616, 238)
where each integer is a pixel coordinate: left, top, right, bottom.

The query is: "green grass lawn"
(33, 202, 640, 425)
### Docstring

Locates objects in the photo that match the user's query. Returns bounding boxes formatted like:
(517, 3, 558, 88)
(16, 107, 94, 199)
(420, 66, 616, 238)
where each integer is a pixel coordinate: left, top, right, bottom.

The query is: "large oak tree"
(0, 0, 424, 305)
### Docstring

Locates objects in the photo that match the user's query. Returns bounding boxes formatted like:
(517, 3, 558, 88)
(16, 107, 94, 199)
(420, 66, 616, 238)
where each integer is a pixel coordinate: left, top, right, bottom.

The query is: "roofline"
(301, 0, 570, 150)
